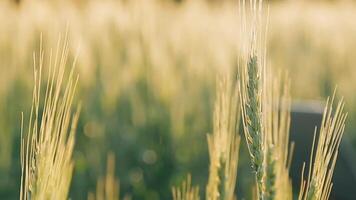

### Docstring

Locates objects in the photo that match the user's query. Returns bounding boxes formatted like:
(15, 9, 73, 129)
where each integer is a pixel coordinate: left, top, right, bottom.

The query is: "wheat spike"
(239, 0, 267, 199)
(240, 0, 295, 199)
(172, 174, 200, 200)
(20, 33, 80, 200)
(206, 74, 241, 200)
(88, 152, 120, 200)
(299, 92, 347, 200)
(241, 54, 265, 199)
(263, 71, 293, 200)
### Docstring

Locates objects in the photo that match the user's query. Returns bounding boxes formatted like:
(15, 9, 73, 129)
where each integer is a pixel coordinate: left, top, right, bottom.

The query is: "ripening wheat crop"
(0, 0, 349, 199)
(169, 0, 348, 199)
(238, 1, 346, 200)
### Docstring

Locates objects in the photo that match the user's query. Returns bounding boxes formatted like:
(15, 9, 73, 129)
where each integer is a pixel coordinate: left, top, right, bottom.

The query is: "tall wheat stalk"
(206, 75, 241, 200)
(241, 53, 293, 200)
(240, 0, 295, 199)
(298, 93, 347, 200)
(239, 0, 267, 199)
(20, 34, 80, 200)
(263, 71, 293, 200)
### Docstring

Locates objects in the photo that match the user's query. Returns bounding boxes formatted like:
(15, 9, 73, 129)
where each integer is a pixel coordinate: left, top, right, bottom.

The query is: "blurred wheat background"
(0, 0, 356, 199)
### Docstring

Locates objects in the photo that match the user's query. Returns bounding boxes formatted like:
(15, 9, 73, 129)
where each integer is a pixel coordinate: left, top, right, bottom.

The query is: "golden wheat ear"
(172, 174, 200, 200)
(263, 70, 294, 200)
(206, 74, 241, 200)
(20, 34, 80, 200)
(88, 152, 120, 200)
(298, 91, 347, 200)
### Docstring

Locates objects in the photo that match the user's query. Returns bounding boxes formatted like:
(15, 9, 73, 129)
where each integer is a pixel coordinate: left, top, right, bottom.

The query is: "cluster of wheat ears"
(18, 0, 346, 200)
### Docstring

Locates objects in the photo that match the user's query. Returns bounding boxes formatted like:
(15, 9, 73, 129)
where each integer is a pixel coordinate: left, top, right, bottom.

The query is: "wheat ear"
(206, 75, 241, 200)
(88, 152, 120, 200)
(263, 71, 293, 200)
(299, 92, 347, 200)
(240, 54, 265, 200)
(20, 34, 80, 200)
(172, 174, 200, 200)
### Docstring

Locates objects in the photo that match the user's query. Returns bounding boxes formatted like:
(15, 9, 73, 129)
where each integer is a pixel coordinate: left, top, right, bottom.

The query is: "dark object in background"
(290, 101, 356, 200)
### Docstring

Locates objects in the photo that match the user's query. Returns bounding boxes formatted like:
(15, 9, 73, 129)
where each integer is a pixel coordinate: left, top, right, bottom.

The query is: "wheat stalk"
(206, 74, 241, 200)
(172, 174, 200, 200)
(20, 34, 80, 200)
(263, 71, 293, 200)
(298, 92, 347, 200)
(88, 152, 120, 200)
(238, 0, 267, 199)
(240, 1, 295, 199)
(240, 53, 265, 200)
(239, 1, 266, 197)
(241, 46, 294, 200)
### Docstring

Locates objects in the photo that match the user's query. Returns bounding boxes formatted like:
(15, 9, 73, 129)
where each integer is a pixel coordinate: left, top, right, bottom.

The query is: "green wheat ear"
(241, 53, 265, 200)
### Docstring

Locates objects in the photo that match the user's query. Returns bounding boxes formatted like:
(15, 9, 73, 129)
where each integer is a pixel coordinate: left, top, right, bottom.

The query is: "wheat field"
(0, 0, 355, 199)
